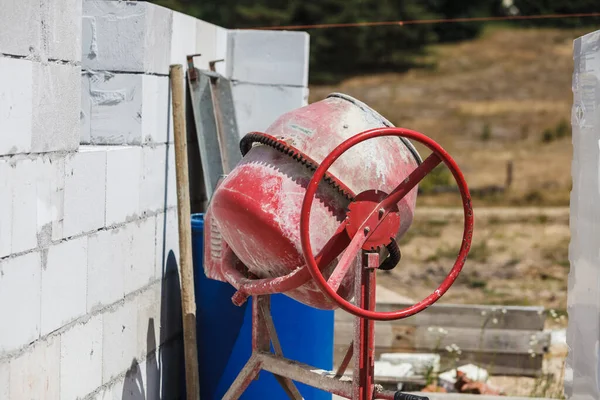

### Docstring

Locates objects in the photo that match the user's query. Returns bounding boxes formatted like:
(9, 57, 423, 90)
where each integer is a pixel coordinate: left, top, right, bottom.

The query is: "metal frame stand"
(222, 252, 402, 400)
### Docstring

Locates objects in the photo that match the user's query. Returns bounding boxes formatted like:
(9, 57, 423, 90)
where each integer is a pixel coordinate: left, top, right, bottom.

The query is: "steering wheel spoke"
(327, 226, 368, 292)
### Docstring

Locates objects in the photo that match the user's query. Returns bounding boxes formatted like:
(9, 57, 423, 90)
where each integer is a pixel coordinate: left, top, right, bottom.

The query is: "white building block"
(83, 72, 169, 145)
(123, 217, 156, 295)
(166, 145, 177, 208)
(142, 75, 170, 144)
(0, 57, 33, 156)
(63, 147, 107, 238)
(155, 208, 179, 278)
(9, 336, 60, 400)
(379, 353, 440, 375)
(31, 62, 80, 153)
(566, 29, 600, 398)
(81, 72, 92, 144)
(136, 283, 161, 356)
(82, 0, 173, 74)
(0, 160, 13, 258)
(43, 0, 82, 62)
(0, 0, 41, 57)
(231, 83, 309, 139)
(193, 20, 219, 71)
(227, 30, 310, 87)
(36, 155, 66, 243)
(170, 11, 197, 66)
(102, 301, 139, 383)
(60, 315, 103, 400)
(10, 158, 38, 254)
(140, 145, 167, 214)
(87, 227, 126, 311)
(106, 146, 142, 226)
(41, 237, 88, 336)
(0, 362, 9, 399)
(0, 253, 41, 354)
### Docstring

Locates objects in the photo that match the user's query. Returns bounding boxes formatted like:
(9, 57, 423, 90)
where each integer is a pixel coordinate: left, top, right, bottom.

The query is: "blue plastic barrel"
(191, 214, 249, 400)
(191, 213, 334, 400)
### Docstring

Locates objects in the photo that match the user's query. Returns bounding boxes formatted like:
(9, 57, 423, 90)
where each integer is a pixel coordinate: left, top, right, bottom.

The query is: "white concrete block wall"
(1, 1, 310, 398)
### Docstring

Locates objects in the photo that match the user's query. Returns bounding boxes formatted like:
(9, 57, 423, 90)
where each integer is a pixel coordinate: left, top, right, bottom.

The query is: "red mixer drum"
(205, 93, 423, 310)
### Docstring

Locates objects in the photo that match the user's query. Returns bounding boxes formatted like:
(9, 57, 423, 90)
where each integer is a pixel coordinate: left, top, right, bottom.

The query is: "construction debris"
(379, 353, 440, 375)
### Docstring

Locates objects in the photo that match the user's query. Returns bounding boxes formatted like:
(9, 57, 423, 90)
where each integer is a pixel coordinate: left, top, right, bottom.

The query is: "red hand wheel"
(300, 127, 474, 321)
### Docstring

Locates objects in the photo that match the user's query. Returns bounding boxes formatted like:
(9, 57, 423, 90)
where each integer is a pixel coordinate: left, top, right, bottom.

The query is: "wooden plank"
(334, 347, 544, 377)
(335, 322, 550, 355)
(336, 303, 546, 331)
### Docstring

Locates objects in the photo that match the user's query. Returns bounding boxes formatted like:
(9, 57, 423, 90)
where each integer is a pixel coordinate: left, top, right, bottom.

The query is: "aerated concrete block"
(60, 315, 103, 400)
(9, 336, 60, 399)
(87, 226, 126, 311)
(105, 146, 142, 226)
(0, 362, 8, 399)
(31, 61, 81, 153)
(0, 57, 33, 156)
(170, 11, 197, 67)
(63, 147, 107, 238)
(41, 237, 88, 336)
(123, 217, 156, 294)
(0, 0, 41, 58)
(82, 71, 169, 145)
(140, 145, 176, 214)
(102, 300, 138, 383)
(155, 208, 179, 278)
(82, 0, 173, 74)
(0, 252, 41, 354)
(231, 82, 309, 139)
(43, 0, 83, 62)
(227, 30, 310, 86)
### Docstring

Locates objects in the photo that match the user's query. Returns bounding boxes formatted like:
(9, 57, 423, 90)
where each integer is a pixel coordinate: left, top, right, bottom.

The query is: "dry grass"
(309, 26, 590, 207)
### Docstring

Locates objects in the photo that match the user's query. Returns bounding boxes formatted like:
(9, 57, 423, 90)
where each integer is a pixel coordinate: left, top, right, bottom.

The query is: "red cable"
(252, 12, 600, 31)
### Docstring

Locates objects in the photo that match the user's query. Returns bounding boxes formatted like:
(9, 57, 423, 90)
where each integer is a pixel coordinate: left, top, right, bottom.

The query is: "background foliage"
(150, 0, 600, 83)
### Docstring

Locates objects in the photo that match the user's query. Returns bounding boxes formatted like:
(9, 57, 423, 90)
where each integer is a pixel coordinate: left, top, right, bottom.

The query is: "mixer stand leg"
(223, 251, 408, 400)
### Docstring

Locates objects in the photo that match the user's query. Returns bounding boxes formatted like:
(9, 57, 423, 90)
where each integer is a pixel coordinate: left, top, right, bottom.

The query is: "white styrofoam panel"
(231, 82, 309, 139)
(9, 336, 60, 400)
(227, 30, 310, 87)
(0, 252, 41, 354)
(82, 1, 172, 74)
(123, 217, 156, 295)
(31, 62, 80, 153)
(0, 57, 33, 156)
(87, 226, 126, 311)
(105, 146, 142, 226)
(60, 315, 103, 400)
(63, 147, 107, 238)
(102, 300, 138, 383)
(40, 237, 88, 336)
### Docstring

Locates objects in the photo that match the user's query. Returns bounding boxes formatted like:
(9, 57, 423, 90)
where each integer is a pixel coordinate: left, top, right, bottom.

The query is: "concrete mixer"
(204, 93, 474, 400)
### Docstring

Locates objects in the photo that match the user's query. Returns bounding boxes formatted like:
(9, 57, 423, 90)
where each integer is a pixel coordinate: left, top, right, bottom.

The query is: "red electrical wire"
(253, 12, 600, 30)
